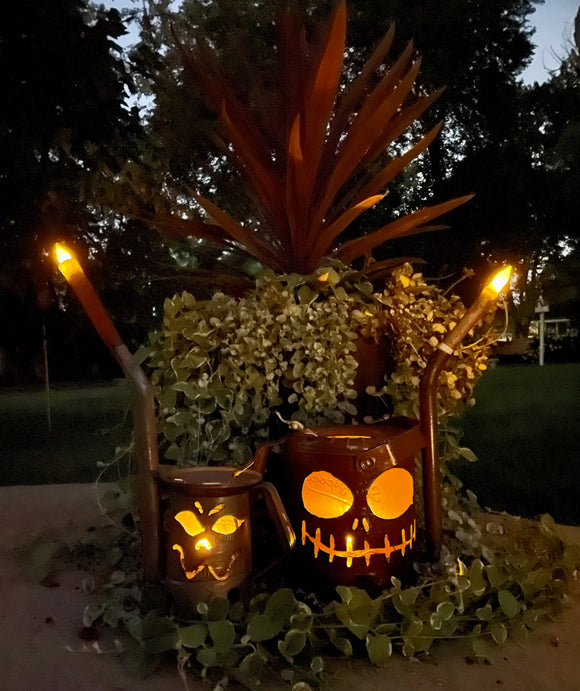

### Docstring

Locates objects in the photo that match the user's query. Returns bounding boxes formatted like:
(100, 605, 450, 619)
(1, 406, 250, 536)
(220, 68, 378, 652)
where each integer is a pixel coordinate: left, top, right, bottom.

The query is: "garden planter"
(352, 334, 396, 421)
(283, 419, 424, 590)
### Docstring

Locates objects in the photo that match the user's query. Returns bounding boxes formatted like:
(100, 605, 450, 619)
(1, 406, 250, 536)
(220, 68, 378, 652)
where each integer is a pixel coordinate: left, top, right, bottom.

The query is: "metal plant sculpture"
(158, 1, 472, 274)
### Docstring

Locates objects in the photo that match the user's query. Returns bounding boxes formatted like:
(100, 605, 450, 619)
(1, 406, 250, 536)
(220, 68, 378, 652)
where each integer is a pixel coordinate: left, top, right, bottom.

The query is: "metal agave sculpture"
(160, 0, 472, 275)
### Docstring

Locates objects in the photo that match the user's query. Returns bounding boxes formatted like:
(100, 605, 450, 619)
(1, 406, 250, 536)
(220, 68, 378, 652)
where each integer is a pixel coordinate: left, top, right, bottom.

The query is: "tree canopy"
(2, 0, 579, 382)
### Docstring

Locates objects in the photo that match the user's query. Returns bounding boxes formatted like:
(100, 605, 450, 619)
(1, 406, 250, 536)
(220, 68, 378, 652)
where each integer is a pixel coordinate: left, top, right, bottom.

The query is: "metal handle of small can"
(254, 481, 296, 550)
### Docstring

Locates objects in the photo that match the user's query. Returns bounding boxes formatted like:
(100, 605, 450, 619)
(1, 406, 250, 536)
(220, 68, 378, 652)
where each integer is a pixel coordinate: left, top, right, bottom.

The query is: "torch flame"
(54, 243, 73, 264)
(51, 241, 123, 349)
(53, 242, 84, 280)
(487, 266, 511, 295)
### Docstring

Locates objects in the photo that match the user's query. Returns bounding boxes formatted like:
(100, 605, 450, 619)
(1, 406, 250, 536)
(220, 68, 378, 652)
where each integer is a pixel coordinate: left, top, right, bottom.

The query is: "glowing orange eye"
(174, 510, 205, 537)
(302, 471, 353, 518)
(212, 515, 245, 535)
(367, 467, 414, 520)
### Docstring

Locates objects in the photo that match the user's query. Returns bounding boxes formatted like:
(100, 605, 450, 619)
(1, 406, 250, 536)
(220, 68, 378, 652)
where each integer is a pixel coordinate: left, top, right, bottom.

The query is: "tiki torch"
(53, 243, 161, 580)
(420, 266, 511, 554)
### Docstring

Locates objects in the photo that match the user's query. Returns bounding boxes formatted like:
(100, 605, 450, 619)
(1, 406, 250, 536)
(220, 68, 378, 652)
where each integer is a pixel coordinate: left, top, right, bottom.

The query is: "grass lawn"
(451, 362, 580, 526)
(0, 382, 131, 485)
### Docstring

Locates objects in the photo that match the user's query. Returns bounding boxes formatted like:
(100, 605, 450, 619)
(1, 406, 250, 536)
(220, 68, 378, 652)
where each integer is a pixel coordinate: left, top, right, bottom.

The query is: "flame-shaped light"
(488, 266, 512, 295)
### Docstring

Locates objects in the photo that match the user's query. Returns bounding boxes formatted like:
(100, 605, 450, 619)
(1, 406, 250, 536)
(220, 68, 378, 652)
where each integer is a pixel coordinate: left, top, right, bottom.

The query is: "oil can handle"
(254, 481, 296, 551)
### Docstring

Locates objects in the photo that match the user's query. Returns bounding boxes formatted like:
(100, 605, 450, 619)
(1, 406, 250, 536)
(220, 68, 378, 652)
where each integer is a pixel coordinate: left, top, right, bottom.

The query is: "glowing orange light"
(175, 510, 204, 537)
(487, 266, 511, 295)
(55, 244, 72, 264)
(212, 515, 245, 535)
(367, 467, 414, 520)
(346, 536, 354, 568)
(302, 471, 354, 518)
(195, 538, 213, 551)
(52, 242, 122, 350)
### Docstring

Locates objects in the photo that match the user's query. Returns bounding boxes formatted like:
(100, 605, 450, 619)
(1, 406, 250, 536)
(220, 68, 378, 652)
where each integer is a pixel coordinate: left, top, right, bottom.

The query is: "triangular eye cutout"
(174, 510, 205, 537)
(302, 471, 353, 518)
(366, 467, 414, 519)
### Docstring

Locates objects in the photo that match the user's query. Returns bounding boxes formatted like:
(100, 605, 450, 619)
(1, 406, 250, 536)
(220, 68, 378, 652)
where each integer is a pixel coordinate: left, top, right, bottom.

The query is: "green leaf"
(196, 647, 218, 667)
(436, 601, 455, 621)
(229, 602, 245, 622)
(366, 633, 392, 666)
(523, 608, 544, 629)
(512, 621, 529, 645)
(468, 559, 488, 596)
(485, 563, 506, 589)
(334, 587, 380, 640)
(83, 602, 105, 628)
(290, 611, 313, 632)
(498, 590, 521, 619)
(472, 637, 495, 662)
(540, 514, 557, 533)
(179, 623, 207, 648)
(328, 628, 353, 656)
(238, 650, 266, 686)
(490, 622, 508, 645)
(430, 611, 442, 631)
(207, 598, 230, 621)
(265, 588, 296, 627)
(336, 585, 354, 603)
(458, 446, 478, 462)
(140, 611, 179, 654)
(247, 614, 279, 642)
(475, 604, 493, 621)
(208, 620, 236, 652)
(279, 629, 306, 657)
(310, 656, 325, 674)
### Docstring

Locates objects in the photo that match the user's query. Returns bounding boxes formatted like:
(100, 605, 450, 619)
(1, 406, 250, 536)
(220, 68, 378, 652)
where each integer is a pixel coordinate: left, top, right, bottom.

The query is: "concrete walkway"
(2, 483, 580, 691)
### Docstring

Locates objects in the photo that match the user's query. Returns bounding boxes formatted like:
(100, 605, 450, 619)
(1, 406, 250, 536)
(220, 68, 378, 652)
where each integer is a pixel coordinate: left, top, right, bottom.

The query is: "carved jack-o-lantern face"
(300, 466, 416, 568)
(171, 500, 247, 581)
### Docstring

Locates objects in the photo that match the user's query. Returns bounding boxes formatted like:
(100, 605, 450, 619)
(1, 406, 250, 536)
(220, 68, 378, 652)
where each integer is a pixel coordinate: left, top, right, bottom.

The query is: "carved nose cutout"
(367, 467, 414, 519)
(195, 537, 212, 551)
